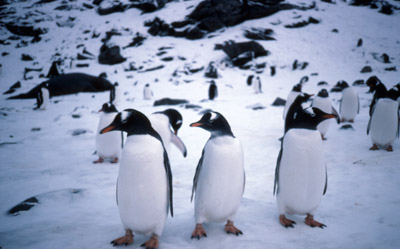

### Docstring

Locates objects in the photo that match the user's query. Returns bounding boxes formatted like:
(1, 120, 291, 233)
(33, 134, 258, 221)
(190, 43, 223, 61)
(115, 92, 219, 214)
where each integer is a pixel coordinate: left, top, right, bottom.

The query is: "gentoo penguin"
(110, 82, 122, 105)
(367, 88, 400, 152)
(100, 109, 173, 248)
(274, 107, 338, 228)
(34, 82, 50, 110)
(252, 76, 262, 94)
(339, 81, 359, 122)
(190, 111, 245, 239)
(149, 109, 187, 158)
(143, 83, 153, 100)
(283, 83, 302, 120)
(284, 92, 314, 134)
(311, 89, 340, 140)
(366, 76, 387, 116)
(93, 103, 122, 164)
(208, 80, 218, 100)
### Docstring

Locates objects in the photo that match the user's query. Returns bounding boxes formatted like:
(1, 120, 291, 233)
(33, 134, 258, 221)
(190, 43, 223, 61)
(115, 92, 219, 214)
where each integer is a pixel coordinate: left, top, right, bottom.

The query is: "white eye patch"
(176, 120, 182, 125)
(120, 111, 130, 123)
(209, 112, 218, 122)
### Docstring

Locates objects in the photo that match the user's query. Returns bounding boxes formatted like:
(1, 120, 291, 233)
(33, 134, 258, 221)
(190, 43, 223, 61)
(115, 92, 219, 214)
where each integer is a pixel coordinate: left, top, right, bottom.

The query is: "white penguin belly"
(312, 97, 333, 136)
(117, 135, 168, 236)
(149, 114, 171, 154)
(40, 88, 50, 110)
(277, 129, 326, 215)
(195, 137, 244, 223)
(96, 113, 122, 158)
(370, 98, 399, 148)
(283, 92, 300, 120)
(340, 88, 358, 120)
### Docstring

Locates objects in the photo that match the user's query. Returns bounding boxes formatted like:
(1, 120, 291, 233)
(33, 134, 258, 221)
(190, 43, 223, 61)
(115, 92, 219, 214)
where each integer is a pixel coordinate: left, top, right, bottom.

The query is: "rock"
(123, 33, 146, 49)
(46, 61, 61, 78)
(21, 54, 34, 61)
(352, 79, 364, 86)
(385, 67, 396, 71)
(285, 17, 320, 28)
(217, 41, 269, 67)
(380, 53, 390, 63)
(380, 3, 393, 15)
(72, 129, 87, 136)
(270, 66, 276, 76)
(247, 103, 266, 110)
(5, 23, 48, 37)
(204, 62, 218, 78)
(360, 66, 372, 73)
(97, 1, 127, 15)
(161, 56, 173, 62)
(138, 65, 165, 73)
(153, 98, 189, 106)
(31, 127, 41, 131)
(318, 81, 328, 86)
(357, 38, 363, 47)
(8, 197, 39, 216)
(244, 27, 275, 40)
(98, 44, 126, 65)
(271, 97, 286, 106)
(292, 60, 308, 70)
(3, 81, 21, 95)
(340, 124, 354, 130)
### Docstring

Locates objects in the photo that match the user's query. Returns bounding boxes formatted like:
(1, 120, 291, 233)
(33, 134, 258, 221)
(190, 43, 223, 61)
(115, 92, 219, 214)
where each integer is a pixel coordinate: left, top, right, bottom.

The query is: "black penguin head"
(288, 107, 339, 131)
(100, 109, 153, 136)
(310, 107, 340, 126)
(190, 111, 234, 138)
(99, 102, 118, 113)
(387, 87, 400, 101)
(157, 109, 183, 135)
(294, 92, 313, 104)
(292, 83, 302, 92)
(42, 82, 49, 89)
(317, 88, 329, 98)
(114, 82, 119, 87)
(145, 83, 150, 87)
(366, 76, 381, 92)
(338, 80, 349, 89)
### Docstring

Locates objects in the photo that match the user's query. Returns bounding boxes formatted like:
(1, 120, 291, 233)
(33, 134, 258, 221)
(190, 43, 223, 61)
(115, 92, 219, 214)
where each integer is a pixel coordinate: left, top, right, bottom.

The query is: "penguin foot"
(111, 157, 119, 163)
(369, 144, 379, 151)
(93, 157, 104, 164)
(191, 224, 207, 240)
(279, 215, 296, 228)
(224, 220, 243, 236)
(305, 214, 326, 228)
(140, 234, 159, 249)
(321, 134, 327, 140)
(111, 229, 134, 246)
(386, 145, 393, 152)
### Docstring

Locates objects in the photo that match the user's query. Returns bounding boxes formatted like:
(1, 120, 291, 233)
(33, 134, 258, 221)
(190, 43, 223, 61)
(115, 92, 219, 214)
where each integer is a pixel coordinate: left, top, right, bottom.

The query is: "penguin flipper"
(273, 143, 283, 196)
(170, 133, 187, 157)
(163, 150, 174, 217)
(357, 94, 360, 114)
(323, 164, 328, 195)
(331, 106, 340, 124)
(191, 148, 205, 202)
(116, 179, 119, 205)
(367, 104, 377, 135)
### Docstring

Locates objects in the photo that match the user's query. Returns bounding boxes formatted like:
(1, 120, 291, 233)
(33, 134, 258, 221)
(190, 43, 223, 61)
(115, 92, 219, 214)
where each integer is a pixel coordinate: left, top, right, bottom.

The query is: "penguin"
(366, 76, 387, 116)
(110, 82, 122, 105)
(367, 88, 400, 152)
(208, 80, 218, 100)
(149, 109, 187, 158)
(34, 82, 50, 110)
(339, 81, 359, 122)
(311, 89, 340, 140)
(190, 111, 245, 239)
(93, 103, 122, 164)
(252, 76, 262, 94)
(284, 92, 314, 134)
(274, 107, 338, 228)
(283, 83, 302, 120)
(100, 109, 173, 248)
(143, 83, 153, 100)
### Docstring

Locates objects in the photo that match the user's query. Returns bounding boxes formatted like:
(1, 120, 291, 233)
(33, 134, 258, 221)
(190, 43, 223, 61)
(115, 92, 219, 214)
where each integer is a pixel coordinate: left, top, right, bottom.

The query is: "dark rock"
(156, 51, 168, 56)
(353, 79, 364, 86)
(340, 124, 354, 130)
(154, 98, 189, 106)
(3, 81, 21, 95)
(98, 44, 126, 65)
(161, 56, 174, 62)
(292, 60, 308, 70)
(285, 17, 319, 28)
(21, 54, 34, 61)
(247, 75, 254, 86)
(321, 0, 335, 3)
(47, 61, 61, 78)
(350, 0, 373, 6)
(186, 26, 205, 40)
(380, 3, 393, 15)
(6, 23, 48, 37)
(31, 127, 41, 131)
(76, 63, 89, 68)
(184, 104, 202, 110)
(330, 80, 348, 92)
(8, 73, 114, 99)
(385, 67, 396, 71)
(380, 53, 390, 63)
(247, 103, 266, 110)
(77, 53, 92, 60)
(360, 66, 372, 73)
(357, 38, 363, 47)
(217, 41, 268, 67)
(318, 81, 328, 86)
(331, 28, 339, 33)
(72, 129, 87, 136)
(244, 27, 275, 40)
(72, 114, 81, 119)
(139, 65, 165, 73)
(8, 197, 39, 216)
(123, 33, 146, 49)
(97, 2, 127, 15)
(270, 66, 276, 76)
(271, 97, 286, 106)
(204, 62, 218, 78)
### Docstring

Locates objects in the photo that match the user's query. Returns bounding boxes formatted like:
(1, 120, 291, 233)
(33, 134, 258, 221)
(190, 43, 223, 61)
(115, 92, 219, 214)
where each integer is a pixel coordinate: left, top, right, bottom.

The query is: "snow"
(0, 0, 400, 248)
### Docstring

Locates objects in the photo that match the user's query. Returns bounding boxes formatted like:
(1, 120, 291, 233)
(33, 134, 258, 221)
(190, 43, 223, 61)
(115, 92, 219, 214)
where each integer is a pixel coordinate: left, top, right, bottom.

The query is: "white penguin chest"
(369, 98, 399, 146)
(95, 112, 121, 158)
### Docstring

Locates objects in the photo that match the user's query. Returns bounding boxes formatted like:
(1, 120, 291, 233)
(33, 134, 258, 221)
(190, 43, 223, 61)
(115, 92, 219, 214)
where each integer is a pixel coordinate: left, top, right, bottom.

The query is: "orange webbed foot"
(110, 229, 133, 246)
(93, 157, 104, 164)
(279, 215, 296, 228)
(369, 144, 379, 151)
(225, 220, 243, 236)
(111, 157, 119, 163)
(140, 234, 159, 249)
(191, 224, 207, 240)
(305, 214, 326, 228)
(386, 145, 393, 152)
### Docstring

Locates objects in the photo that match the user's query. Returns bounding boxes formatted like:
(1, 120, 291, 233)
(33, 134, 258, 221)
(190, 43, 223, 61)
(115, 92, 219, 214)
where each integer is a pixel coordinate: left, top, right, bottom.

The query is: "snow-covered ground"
(0, 0, 400, 248)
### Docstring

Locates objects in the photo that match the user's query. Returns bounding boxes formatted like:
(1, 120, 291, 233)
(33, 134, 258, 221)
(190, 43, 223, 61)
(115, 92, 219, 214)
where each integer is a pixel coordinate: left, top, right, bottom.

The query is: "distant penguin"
(284, 92, 314, 134)
(190, 111, 245, 239)
(34, 82, 50, 110)
(149, 109, 187, 158)
(253, 76, 262, 94)
(94, 103, 122, 164)
(100, 109, 173, 248)
(274, 107, 338, 228)
(367, 88, 400, 152)
(283, 83, 302, 120)
(110, 82, 122, 105)
(339, 81, 359, 122)
(366, 76, 387, 116)
(311, 89, 340, 140)
(208, 80, 218, 100)
(143, 83, 153, 100)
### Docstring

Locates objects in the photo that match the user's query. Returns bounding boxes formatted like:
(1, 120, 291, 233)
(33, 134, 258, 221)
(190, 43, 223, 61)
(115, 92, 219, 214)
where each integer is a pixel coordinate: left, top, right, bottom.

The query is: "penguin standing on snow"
(143, 83, 153, 100)
(311, 89, 340, 140)
(34, 82, 50, 110)
(274, 105, 338, 228)
(366, 76, 387, 116)
(367, 87, 400, 152)
(339, 81, 359, 122)
(208, 80, 218, 100)
(149, 109, 187, 158)
(283, 83, 302, 120)
(110, 82, 122, 105)
(252, 76, 262, 94)
(100, 109, 173, 248)
(94, 103, 122, 164)
(190, 111, 245, 239)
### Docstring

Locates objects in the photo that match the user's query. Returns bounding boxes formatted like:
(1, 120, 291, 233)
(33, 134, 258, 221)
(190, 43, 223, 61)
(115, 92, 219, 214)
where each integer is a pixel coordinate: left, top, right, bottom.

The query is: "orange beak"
(100, 125, 116, 134)
(190, 122, 203, 127)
